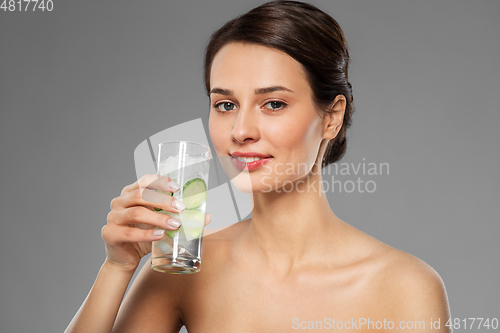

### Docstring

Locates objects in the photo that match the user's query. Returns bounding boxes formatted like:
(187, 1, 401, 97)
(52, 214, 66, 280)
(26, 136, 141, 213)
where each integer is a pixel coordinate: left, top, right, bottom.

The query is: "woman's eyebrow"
(210, 85, 293, 95)
(255, 86, 293, 94)
(210, 87, 232, 95)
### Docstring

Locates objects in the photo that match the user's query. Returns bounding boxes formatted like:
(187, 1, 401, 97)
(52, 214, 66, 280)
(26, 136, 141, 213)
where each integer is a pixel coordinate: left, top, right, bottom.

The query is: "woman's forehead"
(210, 42, 310, 94)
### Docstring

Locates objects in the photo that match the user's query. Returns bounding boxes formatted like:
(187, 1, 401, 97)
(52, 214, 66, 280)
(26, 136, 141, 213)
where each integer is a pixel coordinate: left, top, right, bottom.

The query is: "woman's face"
(208, 42, 342, 193)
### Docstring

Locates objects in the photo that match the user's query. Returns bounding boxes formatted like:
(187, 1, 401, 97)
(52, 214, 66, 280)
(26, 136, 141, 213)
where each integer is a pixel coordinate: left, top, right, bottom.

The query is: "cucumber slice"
(178, 209, 205, 240)
(182, 178, 207, 209)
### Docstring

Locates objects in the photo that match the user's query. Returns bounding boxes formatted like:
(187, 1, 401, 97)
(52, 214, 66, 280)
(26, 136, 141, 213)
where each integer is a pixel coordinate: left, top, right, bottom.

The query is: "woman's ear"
(323, 94, 346, 140)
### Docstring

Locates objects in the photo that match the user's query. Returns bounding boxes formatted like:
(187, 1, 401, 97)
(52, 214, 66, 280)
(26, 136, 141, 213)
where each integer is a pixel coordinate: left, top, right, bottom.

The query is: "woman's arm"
(111, 258, 185, 333)
(65, 258, 184, 333)
(64, 174, 210, 333)
(64, 260, 135, 333)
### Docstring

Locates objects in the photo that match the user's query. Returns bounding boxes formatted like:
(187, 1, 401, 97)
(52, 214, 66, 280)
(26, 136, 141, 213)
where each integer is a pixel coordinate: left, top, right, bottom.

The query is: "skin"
(65, 42, 451, 333)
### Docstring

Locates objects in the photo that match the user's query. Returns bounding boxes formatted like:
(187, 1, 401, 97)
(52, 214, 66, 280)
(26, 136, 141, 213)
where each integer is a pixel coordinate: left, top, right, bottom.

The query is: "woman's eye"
(215, 102, 236, 112)
(264, 101, 286, 111)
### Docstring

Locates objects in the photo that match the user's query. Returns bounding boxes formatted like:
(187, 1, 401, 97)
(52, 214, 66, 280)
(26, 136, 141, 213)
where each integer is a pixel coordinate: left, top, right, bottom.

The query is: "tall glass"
(151, 141, 210, 274)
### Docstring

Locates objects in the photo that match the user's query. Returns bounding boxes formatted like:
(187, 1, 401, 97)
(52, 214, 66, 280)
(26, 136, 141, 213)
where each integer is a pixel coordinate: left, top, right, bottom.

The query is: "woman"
(65, 1, 451, 332)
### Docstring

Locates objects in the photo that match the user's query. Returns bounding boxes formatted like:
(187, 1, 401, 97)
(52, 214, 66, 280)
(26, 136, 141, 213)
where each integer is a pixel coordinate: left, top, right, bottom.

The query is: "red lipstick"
(230, 151, 273, 171)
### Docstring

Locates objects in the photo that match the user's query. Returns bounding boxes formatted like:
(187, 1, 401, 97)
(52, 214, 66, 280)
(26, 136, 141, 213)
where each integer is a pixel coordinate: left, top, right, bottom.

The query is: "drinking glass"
(151, 141, 210, 274)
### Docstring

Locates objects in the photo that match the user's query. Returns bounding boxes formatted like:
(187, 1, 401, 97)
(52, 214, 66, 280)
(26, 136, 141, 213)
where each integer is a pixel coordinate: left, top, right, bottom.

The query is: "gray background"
(1, 0, 499, 332)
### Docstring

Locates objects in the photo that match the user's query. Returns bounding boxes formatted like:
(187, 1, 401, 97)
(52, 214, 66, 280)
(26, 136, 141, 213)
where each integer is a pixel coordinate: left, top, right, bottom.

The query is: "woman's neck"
(241, 168, 344, 273)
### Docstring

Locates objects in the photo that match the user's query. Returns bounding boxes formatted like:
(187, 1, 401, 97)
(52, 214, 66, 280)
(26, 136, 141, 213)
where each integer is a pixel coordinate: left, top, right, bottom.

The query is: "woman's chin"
(229, 174, 274, 194)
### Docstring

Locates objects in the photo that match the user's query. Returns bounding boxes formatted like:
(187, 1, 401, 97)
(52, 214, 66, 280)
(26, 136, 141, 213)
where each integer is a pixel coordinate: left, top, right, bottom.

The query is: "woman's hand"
(101, 174, 212, 273)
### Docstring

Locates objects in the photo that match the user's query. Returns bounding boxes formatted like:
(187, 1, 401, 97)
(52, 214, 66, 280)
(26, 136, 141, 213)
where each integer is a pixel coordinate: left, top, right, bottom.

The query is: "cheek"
(269, 116, 321, 160)
(278, 118, 323, 180)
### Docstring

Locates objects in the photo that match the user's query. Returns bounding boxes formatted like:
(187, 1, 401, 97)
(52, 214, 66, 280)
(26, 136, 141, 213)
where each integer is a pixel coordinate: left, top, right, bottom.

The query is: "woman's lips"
(230, 151, 273, 171)
(231, 155, 273, 171)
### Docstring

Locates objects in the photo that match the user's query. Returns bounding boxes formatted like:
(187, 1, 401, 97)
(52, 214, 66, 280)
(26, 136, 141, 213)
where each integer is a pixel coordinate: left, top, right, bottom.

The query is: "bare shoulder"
(341, 222, 449, 306)
(338, 220, 450, 330)
(381, 247, 446, 293)
(367, 242, 451, 330)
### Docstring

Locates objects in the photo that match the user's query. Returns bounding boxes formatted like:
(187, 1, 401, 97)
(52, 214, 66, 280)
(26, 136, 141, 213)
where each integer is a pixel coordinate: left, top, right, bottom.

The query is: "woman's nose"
(231, 106, 260, 144)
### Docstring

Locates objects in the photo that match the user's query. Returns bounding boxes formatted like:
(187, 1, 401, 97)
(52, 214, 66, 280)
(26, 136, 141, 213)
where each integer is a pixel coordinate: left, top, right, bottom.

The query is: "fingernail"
(169, 181, 181, 192)
(172, 199, 185, 211)
(153, 229, 165, 237)
(167, 218, 181, 228)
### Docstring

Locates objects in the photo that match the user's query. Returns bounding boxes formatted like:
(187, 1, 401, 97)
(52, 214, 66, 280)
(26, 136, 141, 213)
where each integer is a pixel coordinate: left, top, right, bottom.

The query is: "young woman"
(65, 1, 451, 332)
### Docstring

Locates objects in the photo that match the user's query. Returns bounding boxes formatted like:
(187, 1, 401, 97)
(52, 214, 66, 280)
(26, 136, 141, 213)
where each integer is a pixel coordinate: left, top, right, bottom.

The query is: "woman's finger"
(101, 224, 166, 246)
(107, 206, 181, 230)
(120, 174, 180, 196)
(111, 188, 186, 213)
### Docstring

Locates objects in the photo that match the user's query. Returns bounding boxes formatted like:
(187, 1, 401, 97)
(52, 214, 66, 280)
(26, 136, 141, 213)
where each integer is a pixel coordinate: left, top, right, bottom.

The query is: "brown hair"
(204, 0, 354, 167)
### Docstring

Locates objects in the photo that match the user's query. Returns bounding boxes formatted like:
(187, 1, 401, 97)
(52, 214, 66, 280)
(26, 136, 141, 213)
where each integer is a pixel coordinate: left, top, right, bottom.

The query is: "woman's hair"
(204, 0, 354, 167)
